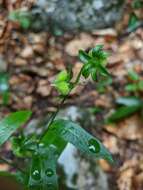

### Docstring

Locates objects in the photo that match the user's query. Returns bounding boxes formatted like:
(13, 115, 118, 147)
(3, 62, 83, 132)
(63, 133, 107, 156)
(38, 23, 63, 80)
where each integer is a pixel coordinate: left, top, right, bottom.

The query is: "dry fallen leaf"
(36, 79, 51, 97)
(65, 33, 94, 56)
(105, 115, 143, 140)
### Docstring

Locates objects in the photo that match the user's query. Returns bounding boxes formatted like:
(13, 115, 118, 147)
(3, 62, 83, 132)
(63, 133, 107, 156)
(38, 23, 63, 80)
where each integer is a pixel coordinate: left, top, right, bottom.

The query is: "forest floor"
(0, 1, 143, 190)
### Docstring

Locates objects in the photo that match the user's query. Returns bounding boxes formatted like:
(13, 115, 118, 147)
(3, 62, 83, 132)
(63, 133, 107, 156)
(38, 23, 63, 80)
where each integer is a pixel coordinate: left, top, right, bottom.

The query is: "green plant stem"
(46, 95, 68, 128)
(0, 156, 24, 173)
(40, 68, 83, 141)
(73, 68, 83, 86)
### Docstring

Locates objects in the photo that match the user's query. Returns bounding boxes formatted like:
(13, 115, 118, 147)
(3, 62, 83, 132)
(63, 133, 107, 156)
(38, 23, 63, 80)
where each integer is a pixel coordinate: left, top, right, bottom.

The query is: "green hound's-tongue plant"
(0, 45, 113, 190)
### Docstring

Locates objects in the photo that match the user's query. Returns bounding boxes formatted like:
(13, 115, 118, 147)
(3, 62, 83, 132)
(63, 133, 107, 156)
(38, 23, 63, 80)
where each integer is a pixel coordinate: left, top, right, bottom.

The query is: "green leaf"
(28, 146, 58, 190)
(98, 64, 111, 76)
(11, 135, 37, 157)
(79, 50, 91, 63)
(9, 10, 31, 29)
(89, 45, 104, 57)
(138, 80, 143, 90)
(0, 111, 32, 146)
(55, 70, 69, 82)
(20, 18, 31, 29)
(132, 0, 143, 9)
(54, 81, 70, 95)
(108, 106, 140, 122)
(53, 70, 72, 95)
(28, 155, 42, 188)
(128, 13, 139, 31)
(91, 69, 97, 81)
(128, 70, 140, 81)
(125, 83, 138, 91)
(116, 96, 142, 107)
(41, 133, 67, 158)
(42, 119, 113, 164)
(82, 64, 91, 78)
(79, 45, 110, 82)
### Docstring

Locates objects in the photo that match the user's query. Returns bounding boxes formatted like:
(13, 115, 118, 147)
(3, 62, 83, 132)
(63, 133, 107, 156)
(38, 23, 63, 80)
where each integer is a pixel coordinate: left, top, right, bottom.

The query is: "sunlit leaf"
(54, 81, 70, 95)
(125, 84, 138, 91)
(55, 70, 70, 82)
(128, 70, 140, 81)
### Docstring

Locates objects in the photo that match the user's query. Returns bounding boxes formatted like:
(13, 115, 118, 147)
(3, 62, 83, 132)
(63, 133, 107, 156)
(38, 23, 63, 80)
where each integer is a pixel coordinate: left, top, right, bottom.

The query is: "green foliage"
(108, 96, 143, 122)
(0, 72, 9, 105)
(53, 70, 72, 95)
(11, 135, 37, 158)
(0, 46, 113, 190)
(125, 70, 143, 92)
(79, 45, 110, 81)
(128, 70, 140, 81)
(128, 13, 139, 31)
(9, 10, 32, 29)
(0, 111, 31, 146)
(28, 145, 58, 190)
(132, 0, 143, 9)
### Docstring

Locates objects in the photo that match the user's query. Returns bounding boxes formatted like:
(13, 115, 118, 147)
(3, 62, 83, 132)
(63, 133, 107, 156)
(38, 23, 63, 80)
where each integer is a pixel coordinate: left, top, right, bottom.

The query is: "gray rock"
(31, 0, 124, 32)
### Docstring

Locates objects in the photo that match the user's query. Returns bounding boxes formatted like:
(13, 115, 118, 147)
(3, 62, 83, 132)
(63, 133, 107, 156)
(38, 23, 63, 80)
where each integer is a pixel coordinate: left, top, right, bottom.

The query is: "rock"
(30, 0, 124, 32)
